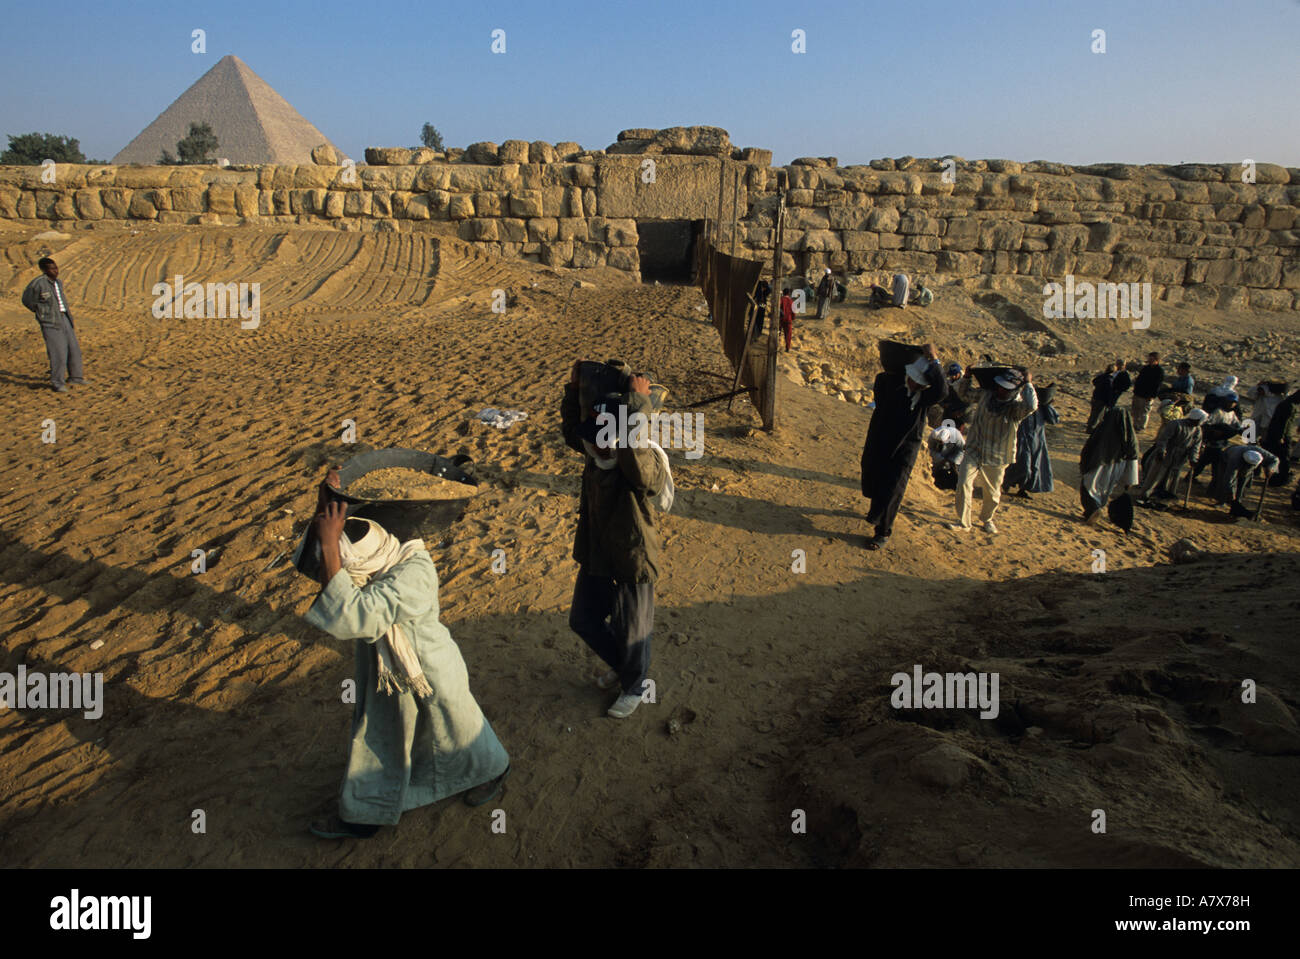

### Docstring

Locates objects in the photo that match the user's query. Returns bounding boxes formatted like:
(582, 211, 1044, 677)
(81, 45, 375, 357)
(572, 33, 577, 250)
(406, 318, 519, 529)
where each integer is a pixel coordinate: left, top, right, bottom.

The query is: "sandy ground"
(1, 219, 1297, 867)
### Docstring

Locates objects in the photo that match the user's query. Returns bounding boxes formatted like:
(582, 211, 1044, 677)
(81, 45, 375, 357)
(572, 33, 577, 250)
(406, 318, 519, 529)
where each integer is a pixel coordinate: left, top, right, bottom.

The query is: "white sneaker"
(948, 522, 970, 532)
(983, 519, 998, 534)
(607, 693, 642, 719)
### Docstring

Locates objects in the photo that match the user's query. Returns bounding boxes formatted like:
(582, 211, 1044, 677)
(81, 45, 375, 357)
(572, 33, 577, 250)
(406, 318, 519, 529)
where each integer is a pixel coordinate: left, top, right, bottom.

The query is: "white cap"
(1185, 407, 1208, 422)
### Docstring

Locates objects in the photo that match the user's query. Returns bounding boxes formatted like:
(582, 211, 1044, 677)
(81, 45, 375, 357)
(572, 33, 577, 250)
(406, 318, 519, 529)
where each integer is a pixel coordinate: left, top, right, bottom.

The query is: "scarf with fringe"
(339, 519, 433, 699)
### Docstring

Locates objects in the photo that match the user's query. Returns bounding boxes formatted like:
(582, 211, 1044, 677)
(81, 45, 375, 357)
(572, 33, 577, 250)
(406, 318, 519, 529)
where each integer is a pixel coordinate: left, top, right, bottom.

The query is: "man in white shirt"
(21, 257, 86, 393)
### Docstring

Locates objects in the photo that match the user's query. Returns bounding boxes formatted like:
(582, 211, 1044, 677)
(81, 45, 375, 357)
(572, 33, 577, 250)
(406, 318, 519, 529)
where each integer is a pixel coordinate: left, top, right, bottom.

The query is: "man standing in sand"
(948, 367, 1037, 534)
(561, 362, 669, 719)
(779, 287, 796, 352)
(21, 257, 87, 393)
(298, 483, 510, 839)
(1131, 352, 1164, 432)
(816, 268, 835, 319)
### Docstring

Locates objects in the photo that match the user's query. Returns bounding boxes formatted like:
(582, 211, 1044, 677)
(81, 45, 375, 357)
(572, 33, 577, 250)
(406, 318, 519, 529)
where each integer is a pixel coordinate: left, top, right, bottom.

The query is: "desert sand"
(0, 219, 1297, 867)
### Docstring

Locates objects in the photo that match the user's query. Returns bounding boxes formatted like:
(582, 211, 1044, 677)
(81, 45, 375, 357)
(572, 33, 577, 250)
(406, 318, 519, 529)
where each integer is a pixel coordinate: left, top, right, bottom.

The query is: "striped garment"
(956, 379, 1038, 468)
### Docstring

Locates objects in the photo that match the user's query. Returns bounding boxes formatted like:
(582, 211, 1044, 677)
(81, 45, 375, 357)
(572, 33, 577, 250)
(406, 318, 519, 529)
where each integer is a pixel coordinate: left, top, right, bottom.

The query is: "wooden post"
(730, 165, 741, 259)
(763, 191, 786, 431)
(1252, 473, 1270, 520)
(716, 158, 727, 243)
(727, 292, 759, 413)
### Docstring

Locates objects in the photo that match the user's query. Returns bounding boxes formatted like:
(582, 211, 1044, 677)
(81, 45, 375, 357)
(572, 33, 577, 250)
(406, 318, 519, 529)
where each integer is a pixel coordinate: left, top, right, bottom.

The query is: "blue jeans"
(569, 571, 653, 695)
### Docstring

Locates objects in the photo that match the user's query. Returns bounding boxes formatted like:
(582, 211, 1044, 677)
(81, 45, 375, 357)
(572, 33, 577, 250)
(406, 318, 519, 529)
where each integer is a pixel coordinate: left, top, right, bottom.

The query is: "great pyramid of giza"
(113, 54, 340, 165)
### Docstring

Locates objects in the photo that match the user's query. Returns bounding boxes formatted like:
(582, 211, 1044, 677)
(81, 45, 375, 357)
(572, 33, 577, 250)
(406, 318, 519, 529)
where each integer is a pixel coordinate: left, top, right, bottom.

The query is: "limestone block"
(100, 188, 132, 218)
(499, 140, 530, 163)
(447, 194, 474, 220)
(365, 147, 413, 165)
(510, 190, 543, 217)
(594, 155, 736, 219)
(74, 189, 103, 219)
(344, 191, 372, 216)
(465, 142, 499, 164)
(978, 220, 1025, 251)
(941, 217, 979, 250)
(841, 230, 879, 251)
(474, 192, 504, 216)
(459, 218, 500, 242)
(899, 212, 943, 235)
(572, 242, 606, 268)
(604, 218, 637, 246)
(1241, 257, 1282, 287)
(207, 184, 237, 214)
(608, 247, 640, 271)
(866, 207, 900, 232)
(527, 217, 559, 241)
(541, 240, 573, 266)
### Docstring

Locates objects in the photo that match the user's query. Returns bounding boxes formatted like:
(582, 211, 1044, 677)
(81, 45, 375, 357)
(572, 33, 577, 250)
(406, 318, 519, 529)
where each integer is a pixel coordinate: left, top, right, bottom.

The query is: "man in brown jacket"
(561, 361, 668, 719)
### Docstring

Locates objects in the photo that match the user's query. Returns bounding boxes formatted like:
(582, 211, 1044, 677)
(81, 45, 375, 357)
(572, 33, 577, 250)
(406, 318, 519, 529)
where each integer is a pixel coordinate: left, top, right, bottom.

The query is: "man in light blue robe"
(301, 499, 509, 839)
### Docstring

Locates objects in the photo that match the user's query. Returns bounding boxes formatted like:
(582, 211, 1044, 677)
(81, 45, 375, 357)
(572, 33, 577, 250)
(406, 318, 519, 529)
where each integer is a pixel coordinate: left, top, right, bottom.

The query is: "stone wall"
(3, 126, 1298, 310)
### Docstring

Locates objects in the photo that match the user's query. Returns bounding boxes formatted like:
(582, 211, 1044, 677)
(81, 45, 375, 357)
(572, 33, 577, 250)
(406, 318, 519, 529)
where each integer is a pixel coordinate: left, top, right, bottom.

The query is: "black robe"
(861, 365, 947, 536)
(1079, 406, 1139, 516)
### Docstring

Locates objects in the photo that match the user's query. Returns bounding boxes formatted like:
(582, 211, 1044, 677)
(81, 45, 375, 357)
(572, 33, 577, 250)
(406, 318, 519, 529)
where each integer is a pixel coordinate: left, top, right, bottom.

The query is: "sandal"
(463, 765, 510, 807)
(310, 814, 379, 839)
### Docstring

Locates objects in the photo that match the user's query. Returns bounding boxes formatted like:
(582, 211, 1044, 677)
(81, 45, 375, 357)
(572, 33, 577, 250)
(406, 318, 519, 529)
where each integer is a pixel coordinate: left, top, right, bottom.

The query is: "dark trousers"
(569, 570, 653, 695)
(1194, 445, 1224, 480)
(40, 314, 84, 388)
(866, 442, 921, 538)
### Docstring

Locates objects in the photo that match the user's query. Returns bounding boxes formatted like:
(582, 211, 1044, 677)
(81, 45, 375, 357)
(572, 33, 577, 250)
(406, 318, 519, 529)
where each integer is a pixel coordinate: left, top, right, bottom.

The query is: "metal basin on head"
(294, 448, 480, 578)
(337, 448, 479, 542)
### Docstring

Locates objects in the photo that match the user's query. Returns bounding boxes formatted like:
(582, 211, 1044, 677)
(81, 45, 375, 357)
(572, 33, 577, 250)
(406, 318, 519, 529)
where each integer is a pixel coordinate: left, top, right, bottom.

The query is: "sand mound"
(348, 468, 476, 501)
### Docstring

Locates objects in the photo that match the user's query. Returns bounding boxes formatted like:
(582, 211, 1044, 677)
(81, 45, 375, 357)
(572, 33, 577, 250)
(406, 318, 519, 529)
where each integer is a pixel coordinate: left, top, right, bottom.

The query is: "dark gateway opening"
(637, 219, 706, 283)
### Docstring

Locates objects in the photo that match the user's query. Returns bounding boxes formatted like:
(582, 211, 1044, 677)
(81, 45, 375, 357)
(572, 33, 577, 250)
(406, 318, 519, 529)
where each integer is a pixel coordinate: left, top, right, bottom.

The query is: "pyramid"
(113, 55, 340, 165)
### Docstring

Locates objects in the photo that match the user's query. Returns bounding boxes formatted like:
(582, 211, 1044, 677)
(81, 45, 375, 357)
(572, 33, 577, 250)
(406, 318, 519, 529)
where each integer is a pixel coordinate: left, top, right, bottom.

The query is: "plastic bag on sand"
(477, 408, 529, 429)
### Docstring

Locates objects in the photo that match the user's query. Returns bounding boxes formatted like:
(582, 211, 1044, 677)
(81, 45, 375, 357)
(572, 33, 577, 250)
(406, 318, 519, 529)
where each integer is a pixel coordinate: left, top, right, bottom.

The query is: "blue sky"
(2, 0, 1296, 166)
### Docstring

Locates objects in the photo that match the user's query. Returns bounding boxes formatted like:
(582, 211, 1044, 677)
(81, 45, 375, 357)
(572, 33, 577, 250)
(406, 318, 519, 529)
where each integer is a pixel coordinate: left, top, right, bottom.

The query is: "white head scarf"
(581, 439, 619, 470)
(1212, 375, 1238, 395)
(339, 519, 433, 699)
(1184, 407, 1208, 423)
(1243, 449, 1263, 467)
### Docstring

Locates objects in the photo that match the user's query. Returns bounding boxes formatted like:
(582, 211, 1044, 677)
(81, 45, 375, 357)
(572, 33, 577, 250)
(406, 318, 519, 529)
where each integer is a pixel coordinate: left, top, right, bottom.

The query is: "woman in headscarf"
(299, 489, 510, 839)
(861, 347, 947, 549)
(1203, 375, 1240, 415)
(1003, 383, 1060, 498)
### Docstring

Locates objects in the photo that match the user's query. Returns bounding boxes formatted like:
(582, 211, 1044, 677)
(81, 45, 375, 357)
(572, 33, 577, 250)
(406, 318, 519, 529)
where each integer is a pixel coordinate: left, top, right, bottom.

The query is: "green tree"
(1, 132, 86, 164)
(176, 122, 219, 164)
(420, 123, 444, 151)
